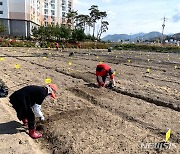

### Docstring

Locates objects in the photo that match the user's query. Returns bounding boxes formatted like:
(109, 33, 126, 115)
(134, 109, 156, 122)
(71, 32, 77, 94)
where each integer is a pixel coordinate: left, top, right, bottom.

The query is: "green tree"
(72, 28, 86, 41)
(75, 14, 89, 31)
(89, 5, 101, 37)
(97, 21, 109, 40)
(0, 22, 6, 33)
(66, 11, 78, 28)
(59, 25, 71, 40)
(97, 11, 108, 39)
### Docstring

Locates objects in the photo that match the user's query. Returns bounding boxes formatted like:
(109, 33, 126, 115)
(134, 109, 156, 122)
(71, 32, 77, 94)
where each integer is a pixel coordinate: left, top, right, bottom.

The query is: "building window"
(44, 15, 48, 21)
(62, 0, 66, 5)
(51, 4, 55, 9)
(62, 12, 66, 18)
(51, 16, 55, 22)
(62, 18, 65, 23)
(44, 9, 48, 14)
(44, 3, 48, 8)
(0, 2, 3, 5)
(62, 6, 66, 11)
(0, 11, 3, 14)
(44, 22, 48, 26)
(51, 10, 55, 16)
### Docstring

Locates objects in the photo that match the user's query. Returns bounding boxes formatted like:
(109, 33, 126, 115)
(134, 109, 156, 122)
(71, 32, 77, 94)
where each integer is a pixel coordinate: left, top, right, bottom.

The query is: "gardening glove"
(110, 78, 116, 87)
(32, 104, 45, 121)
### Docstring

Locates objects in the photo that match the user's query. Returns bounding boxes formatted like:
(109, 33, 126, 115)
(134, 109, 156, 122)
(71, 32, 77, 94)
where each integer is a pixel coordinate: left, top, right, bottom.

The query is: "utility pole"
(161, 16, 167, 44)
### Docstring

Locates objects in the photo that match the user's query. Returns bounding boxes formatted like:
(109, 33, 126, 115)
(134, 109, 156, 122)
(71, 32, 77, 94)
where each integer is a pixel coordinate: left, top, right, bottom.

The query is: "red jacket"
(96, 63, 114, 79)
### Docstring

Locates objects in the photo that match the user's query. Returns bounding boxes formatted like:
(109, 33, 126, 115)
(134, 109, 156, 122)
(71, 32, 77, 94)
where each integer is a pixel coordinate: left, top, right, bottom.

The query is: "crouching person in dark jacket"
(9, 84, 57, 139)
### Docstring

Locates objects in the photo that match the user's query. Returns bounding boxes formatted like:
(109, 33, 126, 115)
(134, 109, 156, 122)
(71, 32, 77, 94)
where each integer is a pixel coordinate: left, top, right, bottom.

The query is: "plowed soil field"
(0, 47, 179, 154)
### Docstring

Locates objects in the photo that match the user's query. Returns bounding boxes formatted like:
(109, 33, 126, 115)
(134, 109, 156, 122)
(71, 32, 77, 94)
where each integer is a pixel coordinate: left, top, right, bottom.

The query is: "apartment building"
(0, 0, 73, 37)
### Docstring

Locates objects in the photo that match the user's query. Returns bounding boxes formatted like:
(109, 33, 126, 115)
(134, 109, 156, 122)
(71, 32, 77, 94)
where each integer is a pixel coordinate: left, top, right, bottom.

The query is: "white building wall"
(0, 0, 9, 18)
(0, 0, 74, 36)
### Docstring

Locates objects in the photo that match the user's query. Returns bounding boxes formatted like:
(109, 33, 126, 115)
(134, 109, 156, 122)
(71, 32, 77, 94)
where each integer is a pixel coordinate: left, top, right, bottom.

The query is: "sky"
(73, 0, 180, 37)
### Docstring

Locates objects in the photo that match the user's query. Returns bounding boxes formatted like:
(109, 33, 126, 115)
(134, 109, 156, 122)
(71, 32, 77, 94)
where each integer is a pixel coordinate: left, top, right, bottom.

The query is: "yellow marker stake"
(166, 129, 171, 142)
(148, 59, 150, 62)
(128, 59, 131, 63)
(99, 61, 103, 64)
(15, 64, 20, 69)
(43, 56, 47, 59)
(0, 57, 5, 61)
(174, 65, 177, 69)
(96, 56, 99, 59)
(45, 78, 51, 84)
(146, 68, 150, 73)
(113, 71, 116, 75)
(68, 62, 72, 65)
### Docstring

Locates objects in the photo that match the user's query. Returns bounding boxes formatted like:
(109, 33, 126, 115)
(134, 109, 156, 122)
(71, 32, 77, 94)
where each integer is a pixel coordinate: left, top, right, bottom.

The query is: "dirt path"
(0, 47, 179, 153)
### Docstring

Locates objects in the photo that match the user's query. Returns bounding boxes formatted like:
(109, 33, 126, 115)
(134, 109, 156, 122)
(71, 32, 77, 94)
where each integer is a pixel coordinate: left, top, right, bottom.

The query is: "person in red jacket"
(96, 63, 116, 88)
(9, 84, 57, 139)
(55, 42, 59, 50)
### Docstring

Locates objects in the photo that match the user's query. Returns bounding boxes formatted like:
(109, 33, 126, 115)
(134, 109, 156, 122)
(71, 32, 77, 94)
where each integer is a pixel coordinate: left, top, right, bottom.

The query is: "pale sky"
(73, 0, 180, 37)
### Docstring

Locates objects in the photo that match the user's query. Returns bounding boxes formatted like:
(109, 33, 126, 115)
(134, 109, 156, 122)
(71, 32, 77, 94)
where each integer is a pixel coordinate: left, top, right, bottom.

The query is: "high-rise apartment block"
(0, 0, 73, 36)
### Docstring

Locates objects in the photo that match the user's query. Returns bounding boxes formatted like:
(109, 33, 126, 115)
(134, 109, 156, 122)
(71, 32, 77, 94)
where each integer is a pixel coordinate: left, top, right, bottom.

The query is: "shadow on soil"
(0, 120, 23, 134)
(85, 83, 99, 88)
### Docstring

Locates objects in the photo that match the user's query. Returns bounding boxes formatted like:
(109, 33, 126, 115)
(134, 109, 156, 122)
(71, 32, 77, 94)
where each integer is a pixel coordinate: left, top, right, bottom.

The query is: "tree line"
(32, 5, 109, 42)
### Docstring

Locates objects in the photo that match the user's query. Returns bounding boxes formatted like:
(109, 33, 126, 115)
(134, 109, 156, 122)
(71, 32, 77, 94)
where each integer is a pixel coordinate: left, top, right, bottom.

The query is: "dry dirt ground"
(0, 47, 179, 154)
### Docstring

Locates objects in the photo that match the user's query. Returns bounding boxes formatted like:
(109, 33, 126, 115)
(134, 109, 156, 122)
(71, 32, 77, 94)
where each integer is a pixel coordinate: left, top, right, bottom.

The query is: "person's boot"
(29, 129, 42, 139)
(22, 119, 28, 126)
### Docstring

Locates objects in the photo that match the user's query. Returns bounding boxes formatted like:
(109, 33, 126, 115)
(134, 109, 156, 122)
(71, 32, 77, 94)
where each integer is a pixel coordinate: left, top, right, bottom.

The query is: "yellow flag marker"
(15, 64, 20, 69)
(99, 61, 103, 64)
(43, 56, 47, 59)
(166, 129, 171, 142)
(174, 65, 177, 69)
(96, 56, 99, 59)
(146, 68, 150, 73)
(68, 62, 72, 65)
(0, 57, 5, 61)
(148, 59, 150, 62)
(45, 78, 51, 84)
(128, 59, 131, 63)
(113, 71, 116, 75)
